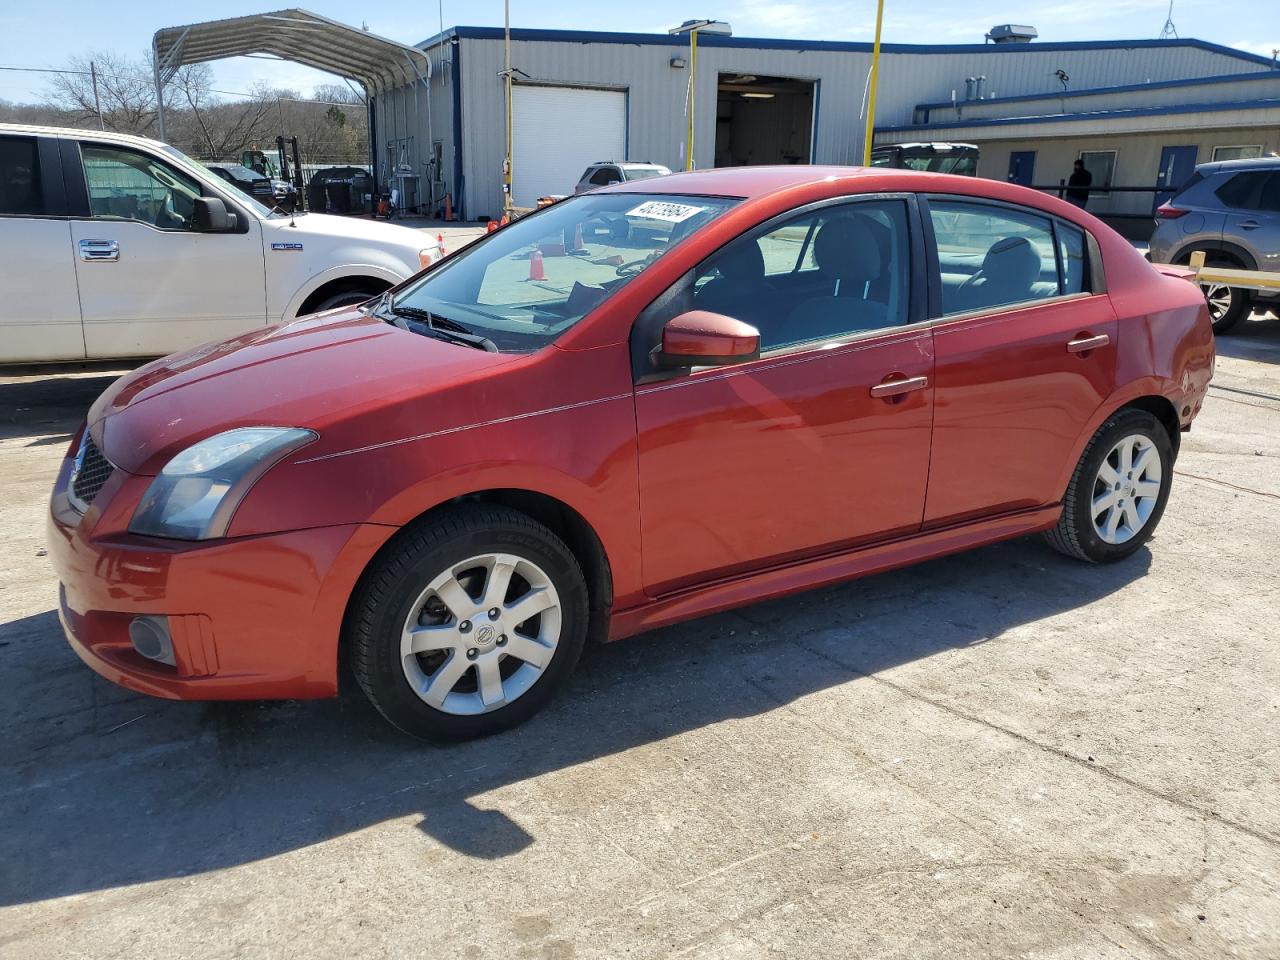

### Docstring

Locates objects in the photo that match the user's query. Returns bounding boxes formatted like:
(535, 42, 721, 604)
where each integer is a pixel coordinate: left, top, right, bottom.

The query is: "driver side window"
(692, 199, 912, 351)
(80, 144, 202, 230)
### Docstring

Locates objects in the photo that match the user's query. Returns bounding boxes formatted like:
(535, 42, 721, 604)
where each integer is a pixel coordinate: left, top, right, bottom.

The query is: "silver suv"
(573, 161, 671, 194)
(1150, 157, 1280, 333)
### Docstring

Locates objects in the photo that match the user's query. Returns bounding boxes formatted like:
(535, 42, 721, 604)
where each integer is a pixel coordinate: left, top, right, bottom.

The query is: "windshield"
(160, 144, 275, 218)
(623, 167, 670, 181)
(387, 192, 738, 352)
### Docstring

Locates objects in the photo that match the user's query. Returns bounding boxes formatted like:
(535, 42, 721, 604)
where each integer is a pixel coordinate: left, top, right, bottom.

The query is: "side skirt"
(606, 504, 1062, 641)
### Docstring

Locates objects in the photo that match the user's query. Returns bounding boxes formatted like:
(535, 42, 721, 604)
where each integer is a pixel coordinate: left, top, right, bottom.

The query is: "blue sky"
(0, 0, 1275, 103)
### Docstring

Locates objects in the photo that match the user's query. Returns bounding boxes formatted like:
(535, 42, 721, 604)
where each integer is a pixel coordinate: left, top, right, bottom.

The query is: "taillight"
(1155, 202, 1188, 220)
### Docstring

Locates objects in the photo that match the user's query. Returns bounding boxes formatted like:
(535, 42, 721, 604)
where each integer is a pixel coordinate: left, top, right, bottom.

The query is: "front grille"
(70, 432, 114, 512)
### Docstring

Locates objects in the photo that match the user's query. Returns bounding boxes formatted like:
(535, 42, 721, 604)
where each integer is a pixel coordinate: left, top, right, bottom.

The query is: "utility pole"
(502, 0, 514, 217)
(861, 0, 885, 165)
(668, 20, 731, 171)
(89, 60, 104, 130)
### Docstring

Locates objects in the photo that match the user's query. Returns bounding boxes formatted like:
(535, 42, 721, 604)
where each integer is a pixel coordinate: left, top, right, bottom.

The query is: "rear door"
(65, 139, 267, 359)
(0, 134, 85, 362)
(921, 197, 1117, 526)
(1218, 170, 1280, 273)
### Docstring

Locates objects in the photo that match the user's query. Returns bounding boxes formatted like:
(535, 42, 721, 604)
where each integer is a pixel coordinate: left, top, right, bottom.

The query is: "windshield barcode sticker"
(625, 201, 707, 223)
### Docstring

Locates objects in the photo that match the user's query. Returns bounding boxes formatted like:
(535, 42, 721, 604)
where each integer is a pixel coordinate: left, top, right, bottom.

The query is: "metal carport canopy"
(151, 8, 433, 139)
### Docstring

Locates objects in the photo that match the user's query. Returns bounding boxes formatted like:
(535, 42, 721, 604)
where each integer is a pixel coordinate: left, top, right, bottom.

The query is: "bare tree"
(169, 68, 275, 161)
(45, 51, 160, 135)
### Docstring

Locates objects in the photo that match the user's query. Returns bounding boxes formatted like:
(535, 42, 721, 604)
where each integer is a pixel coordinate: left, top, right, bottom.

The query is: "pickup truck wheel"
(308, 288, 380, 314)
(349, 505, 589, 741)
(1043, 409, 1173, 564)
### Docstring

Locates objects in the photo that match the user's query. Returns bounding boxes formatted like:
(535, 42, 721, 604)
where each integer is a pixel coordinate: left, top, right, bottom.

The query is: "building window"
(1078, 150, 1116, 195)
(1211, 145, 1263, 162)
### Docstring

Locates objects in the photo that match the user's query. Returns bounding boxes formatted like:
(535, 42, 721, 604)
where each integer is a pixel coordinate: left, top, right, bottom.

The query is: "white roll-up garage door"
(512, 85, 626, 207)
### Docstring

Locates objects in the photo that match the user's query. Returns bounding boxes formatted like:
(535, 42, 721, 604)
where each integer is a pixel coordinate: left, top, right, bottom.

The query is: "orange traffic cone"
(443, 194, 454, 221)
(486, 221, 498, 234)
(568, 222, 587, 256)
(500, 214, 509, 227)
(436, 232, 446, 257)
(527, 249, 546, 282)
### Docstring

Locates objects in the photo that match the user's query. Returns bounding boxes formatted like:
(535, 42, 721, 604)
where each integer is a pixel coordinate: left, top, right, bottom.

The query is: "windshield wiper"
(377, 297, 498, 352)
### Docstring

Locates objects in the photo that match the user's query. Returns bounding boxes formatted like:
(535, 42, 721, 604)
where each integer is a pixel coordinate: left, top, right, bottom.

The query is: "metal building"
(377, 26, 1275, 222)
(148, 10, 1280, 231)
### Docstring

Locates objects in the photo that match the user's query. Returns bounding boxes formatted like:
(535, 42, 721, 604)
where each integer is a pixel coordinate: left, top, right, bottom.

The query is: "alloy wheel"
(1200, 282, 1233, 322)
(1091, 434, 1163, 545)
(400, 553, 562, 715)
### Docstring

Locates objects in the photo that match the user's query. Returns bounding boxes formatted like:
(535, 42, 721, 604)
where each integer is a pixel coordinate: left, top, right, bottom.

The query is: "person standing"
(1067, 159, 1093, 208)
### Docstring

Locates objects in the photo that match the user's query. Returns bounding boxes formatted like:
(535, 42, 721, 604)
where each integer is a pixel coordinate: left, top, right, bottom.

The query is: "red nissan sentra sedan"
(49, 167, 1214, 740)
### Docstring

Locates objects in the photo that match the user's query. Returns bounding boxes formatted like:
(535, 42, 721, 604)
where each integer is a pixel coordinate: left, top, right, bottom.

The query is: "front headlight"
(129, 427, 316, 541)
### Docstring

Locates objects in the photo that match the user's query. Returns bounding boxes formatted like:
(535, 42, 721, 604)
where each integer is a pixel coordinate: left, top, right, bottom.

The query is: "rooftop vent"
(986, 24, 1038, 44)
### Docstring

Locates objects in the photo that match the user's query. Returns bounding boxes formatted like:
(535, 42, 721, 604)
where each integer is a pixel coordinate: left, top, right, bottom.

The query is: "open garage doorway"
(715, 74, 814, 167)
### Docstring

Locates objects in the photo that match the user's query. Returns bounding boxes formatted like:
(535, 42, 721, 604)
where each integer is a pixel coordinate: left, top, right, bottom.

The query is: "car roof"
(601, 165, 906, 199)
(591, 161, 666, 168)
(1195, 156, 1280, 177)
(0, 121, 165, 150)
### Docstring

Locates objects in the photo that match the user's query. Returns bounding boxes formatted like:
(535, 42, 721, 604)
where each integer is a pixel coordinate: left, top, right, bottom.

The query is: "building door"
(1154, 145, 1198, 212)
(511, 86, 625, 208)
(1007, 151, 1035, 187)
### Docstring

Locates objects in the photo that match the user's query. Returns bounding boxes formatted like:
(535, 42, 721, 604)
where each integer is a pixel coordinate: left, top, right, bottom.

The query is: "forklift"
(242, 136, 306, 210)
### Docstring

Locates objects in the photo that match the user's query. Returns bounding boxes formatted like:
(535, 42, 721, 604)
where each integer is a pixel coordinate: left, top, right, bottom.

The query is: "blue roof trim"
(916, 69, 1280, 111)
(881, 96, 1280, 132)
(417, 27, 1273, 66)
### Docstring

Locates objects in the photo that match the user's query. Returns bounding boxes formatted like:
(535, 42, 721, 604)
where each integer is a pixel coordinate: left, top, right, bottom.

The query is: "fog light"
(129, 616, 175, 666)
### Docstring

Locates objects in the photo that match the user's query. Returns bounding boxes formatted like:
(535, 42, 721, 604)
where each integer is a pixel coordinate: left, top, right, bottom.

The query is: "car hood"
(264, 212, 426, 248)
(91, 309, 516, 476)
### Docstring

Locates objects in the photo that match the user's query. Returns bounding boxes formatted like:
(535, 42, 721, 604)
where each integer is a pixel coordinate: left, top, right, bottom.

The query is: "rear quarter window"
(0, 136, 43, 215)
(1214, 171, 1267, 209)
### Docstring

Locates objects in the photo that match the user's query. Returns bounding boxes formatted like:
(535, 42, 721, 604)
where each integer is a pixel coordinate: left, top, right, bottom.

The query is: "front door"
(1007, 151, 1036, 188)
(634, 198, 934, 595)
(68, 140, 267, 359)
(1154, 145, 1198, 212)
(922, 197, 1117, 526)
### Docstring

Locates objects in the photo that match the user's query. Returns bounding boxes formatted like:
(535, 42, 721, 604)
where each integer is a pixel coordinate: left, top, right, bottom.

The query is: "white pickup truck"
(0, 123, 439, 364)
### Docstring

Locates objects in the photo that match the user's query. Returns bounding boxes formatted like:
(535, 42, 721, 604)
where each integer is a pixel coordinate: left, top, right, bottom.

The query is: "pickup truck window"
(81, 144, 203, 230)
(0, 136, 42, 216)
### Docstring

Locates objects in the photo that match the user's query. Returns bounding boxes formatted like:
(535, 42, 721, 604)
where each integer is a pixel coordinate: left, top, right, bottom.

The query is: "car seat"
(783, 215, 891, 344)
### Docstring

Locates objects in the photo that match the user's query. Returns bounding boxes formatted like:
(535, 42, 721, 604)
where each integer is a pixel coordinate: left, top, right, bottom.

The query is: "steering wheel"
(615, 256, 653, 279)
(158, 189, 189, 229)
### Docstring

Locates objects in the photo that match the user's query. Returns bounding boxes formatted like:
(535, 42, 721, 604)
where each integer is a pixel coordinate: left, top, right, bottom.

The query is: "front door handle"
(79, 239, 119, 262)
(1066, 333, 1110, 354)
(870, 375, 929, 399)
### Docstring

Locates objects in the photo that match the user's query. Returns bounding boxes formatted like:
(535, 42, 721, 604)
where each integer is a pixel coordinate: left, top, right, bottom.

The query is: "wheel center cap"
(475, 624, 497, 646)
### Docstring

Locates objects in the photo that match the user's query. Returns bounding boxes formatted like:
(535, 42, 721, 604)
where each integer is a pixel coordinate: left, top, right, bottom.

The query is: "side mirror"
(193, 196, 236, 232)
(656, 310, 760, 369)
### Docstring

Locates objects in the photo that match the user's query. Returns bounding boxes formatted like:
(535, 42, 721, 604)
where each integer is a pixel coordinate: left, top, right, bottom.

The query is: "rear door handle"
(79, 239, 119, 262)
(1066, 333, 1110, 354)
(1239, 220, 1261, 230)
(870, 375, 929, 399)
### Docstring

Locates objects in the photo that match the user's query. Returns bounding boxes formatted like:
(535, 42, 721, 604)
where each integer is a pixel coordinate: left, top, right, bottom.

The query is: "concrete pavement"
(1, 315, 1277, 959)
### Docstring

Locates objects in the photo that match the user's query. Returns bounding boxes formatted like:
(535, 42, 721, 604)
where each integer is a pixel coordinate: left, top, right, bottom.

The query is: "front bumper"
(48, 453, 396, 701)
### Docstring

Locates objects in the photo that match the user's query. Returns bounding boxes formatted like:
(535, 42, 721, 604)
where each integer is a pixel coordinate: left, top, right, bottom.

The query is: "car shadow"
(0, 535, 1152, 906)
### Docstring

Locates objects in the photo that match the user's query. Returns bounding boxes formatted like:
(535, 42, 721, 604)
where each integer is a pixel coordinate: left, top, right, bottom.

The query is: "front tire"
(1044, 409, 1173, 563)
(309, 288, 381, 314)
(349, 505, 589, 740)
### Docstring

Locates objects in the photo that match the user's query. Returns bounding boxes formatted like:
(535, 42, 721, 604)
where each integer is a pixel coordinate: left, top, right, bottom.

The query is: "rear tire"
(349, 505, 589, 741)
(1181, 254, 1249, 333)
(1043, 409, 1173, 563)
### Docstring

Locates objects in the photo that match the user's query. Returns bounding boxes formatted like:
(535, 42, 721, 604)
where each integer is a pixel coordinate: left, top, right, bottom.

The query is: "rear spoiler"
(1152, 263, 1197, 283)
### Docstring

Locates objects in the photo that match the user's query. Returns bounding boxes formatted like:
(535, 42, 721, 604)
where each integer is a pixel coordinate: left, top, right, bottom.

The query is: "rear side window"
(929, 201, 1063, 316)
(1214, 171, 1268, 209)
(1057, 222, 1088, 295)
(1171, 171, 1203, 199)
(0, 136, 43, 215)
(1258, 174, 1280, 213)
(589, 167, 619, 186)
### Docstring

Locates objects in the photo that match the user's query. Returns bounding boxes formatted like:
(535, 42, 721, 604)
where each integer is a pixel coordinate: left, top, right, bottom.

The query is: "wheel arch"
(295, 274, 395, 317)
(282, 263, 406, 319)
(1170, 239, 1257, 272)
(340, 488, 615, 679)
